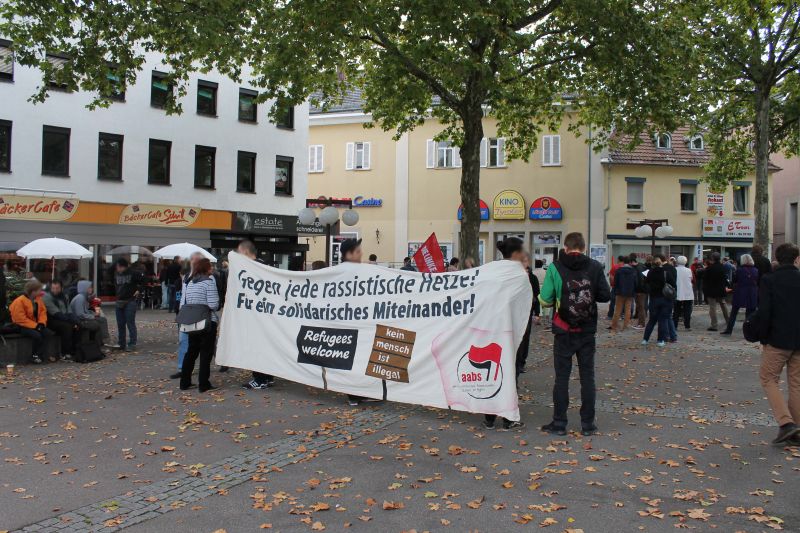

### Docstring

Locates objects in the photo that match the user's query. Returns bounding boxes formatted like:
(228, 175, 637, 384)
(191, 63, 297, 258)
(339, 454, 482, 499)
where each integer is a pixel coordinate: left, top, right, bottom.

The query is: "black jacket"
(632, 263, 648, 293)
(753, 253, 772, 279)
(702, 262, 728, 298)
(614, 266, 638, 297)
(758, 265, 800, 350)
(115, 268, 144, 302)
(645, 266, 676, 298)
(552, 252, 611, 334)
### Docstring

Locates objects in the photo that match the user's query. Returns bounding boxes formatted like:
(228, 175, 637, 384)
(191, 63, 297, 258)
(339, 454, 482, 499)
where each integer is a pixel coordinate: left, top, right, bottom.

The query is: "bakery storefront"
(455, 191, 568, 265)
(0, 193, 231, 300)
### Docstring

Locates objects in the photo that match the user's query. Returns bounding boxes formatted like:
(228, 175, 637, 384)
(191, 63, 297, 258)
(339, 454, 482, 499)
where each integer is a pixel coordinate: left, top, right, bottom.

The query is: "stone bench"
(0, 332, 61, 365)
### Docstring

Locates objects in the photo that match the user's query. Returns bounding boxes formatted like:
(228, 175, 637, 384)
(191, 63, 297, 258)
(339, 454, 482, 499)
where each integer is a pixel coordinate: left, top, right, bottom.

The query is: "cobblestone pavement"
(1, 308, 798, 532)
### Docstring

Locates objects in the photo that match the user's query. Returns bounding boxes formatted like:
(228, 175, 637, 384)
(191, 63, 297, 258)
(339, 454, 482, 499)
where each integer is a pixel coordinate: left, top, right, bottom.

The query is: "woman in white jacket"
(673, 256, 695, 330)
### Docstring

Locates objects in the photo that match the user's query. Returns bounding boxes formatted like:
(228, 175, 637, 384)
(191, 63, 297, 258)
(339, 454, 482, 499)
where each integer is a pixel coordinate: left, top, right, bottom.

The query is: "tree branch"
(509, 0, 563, 31)
(501, 43, 596, 83)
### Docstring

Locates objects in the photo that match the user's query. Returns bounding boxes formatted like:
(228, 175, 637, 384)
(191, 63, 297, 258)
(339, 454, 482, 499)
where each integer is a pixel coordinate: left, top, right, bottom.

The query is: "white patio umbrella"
(153, 242, 217, 262)
(16, 237, 93, 278)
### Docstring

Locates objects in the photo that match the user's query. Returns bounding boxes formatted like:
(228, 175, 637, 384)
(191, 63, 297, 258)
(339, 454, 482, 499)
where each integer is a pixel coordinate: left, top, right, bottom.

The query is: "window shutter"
(362, 142, 371, 170)
(542, 136, 551, 165)
(453, 144, 462, 168)
(497, 138, 505, 167)
(426, 139, 435, 168)
(317, 145, 324, 172)
(552, 135, 561, 165)
(308, 145, 316, 172)
(479, 138, 487, 167)
(345, 142, 354, 170)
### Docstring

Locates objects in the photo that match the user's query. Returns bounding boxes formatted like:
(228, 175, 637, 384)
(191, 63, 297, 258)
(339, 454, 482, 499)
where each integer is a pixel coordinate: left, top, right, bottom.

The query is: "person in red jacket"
(9, 279, 55, 364)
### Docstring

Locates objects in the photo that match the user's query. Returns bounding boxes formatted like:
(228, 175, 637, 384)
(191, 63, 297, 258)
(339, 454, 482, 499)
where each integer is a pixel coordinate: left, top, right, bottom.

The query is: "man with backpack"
(630, 254, 649, 329)
(539, 232, 611, 436)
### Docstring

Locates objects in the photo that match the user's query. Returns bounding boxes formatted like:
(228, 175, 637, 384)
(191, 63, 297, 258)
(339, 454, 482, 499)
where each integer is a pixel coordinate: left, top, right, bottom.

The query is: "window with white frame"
(426, 139, 461, 169)
(480, 137, 505, 168)
(733, 183, 749, 213)
(655, 133, 671, 149)
(542, 135, 561, 166)
(345, 141, 370, 170)
(688, 134, 703, 150)
(308, 144, 324, 173)
(626, 179, 644, 210)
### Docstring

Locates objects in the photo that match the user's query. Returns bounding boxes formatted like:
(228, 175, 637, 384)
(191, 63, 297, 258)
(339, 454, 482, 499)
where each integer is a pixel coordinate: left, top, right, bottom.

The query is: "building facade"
(0, 42, 309, 296)
(308, 91, 605, 267)
(604, 128, 771, 262)
(769, 153, 800, 248)
(308, 93, 772, 268)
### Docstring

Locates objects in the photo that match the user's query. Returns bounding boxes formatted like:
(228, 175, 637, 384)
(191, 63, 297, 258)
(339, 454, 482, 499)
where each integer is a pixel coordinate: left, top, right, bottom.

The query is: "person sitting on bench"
(10, 279, 54, 364)
(43, 280, 80, 361)
(69, 280, 111, 354)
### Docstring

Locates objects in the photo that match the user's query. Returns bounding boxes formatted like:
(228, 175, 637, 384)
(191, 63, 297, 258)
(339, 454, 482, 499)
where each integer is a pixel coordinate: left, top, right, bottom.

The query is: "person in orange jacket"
(10, 279, 54, 364)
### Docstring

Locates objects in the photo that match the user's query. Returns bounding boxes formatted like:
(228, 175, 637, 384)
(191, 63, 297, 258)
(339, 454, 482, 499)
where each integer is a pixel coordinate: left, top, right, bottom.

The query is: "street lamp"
(298, 198, 359, 265)
(629, 219, 673, 256)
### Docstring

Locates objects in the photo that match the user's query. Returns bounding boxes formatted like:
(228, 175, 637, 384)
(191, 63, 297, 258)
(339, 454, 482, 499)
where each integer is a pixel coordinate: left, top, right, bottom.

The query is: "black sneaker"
(500, 421, 525, 431)
(707, 327, 718, 332)
(218, 366, 229, 373)
(31, 354, 43, 364)
(169, 372, 182, 379)
(772, 423, 800, 445)
(540, 423, 567, 436)
(581, 425, 598, 436)
(720, 331, 732, 336)
(482, 420, 496, 430)
(243, 380, 269, 390)
(787, 435, 800, 447)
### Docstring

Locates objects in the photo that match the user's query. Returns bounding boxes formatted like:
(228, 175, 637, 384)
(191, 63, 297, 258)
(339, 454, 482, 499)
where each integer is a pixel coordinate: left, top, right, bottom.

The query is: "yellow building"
(603, 128, 771, 262)
(308, 92, 772, 267)
(308, 91, 605, 266)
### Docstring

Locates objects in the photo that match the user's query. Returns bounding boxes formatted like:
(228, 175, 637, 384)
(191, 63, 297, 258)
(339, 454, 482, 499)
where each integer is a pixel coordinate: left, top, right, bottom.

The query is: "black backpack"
(555, 263, 597, 328)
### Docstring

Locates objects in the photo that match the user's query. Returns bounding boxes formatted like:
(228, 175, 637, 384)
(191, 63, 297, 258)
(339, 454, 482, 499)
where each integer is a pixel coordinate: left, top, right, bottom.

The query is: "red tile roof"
(606, 127, 710, 167)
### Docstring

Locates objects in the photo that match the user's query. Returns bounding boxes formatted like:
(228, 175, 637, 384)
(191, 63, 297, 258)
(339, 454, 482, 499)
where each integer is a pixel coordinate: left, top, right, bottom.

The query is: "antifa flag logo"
(455, 342, 504, 399)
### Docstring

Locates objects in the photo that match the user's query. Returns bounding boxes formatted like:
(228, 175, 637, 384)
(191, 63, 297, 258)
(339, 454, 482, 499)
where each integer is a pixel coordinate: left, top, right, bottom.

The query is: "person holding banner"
(539, 232, 611, 436)
(483, 237, 529, 431)
(239, 240, 276, 390)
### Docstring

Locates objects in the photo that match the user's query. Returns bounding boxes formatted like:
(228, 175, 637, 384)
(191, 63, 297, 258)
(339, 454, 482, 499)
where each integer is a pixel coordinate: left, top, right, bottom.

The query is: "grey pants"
(706, 297, 729, 329)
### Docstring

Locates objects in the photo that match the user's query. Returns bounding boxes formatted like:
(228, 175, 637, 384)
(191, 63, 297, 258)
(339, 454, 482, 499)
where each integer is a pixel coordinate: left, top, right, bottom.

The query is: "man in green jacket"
(539, 232, 611, 437)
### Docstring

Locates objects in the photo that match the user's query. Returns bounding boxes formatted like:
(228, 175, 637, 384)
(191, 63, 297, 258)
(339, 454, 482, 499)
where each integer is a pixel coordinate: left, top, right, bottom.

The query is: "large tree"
(689, 1, 800, 249)
(1, 0, 689, 261)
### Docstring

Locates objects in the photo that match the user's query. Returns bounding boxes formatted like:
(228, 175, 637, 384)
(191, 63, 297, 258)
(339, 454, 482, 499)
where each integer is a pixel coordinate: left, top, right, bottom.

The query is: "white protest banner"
(217, 253, 532, 421)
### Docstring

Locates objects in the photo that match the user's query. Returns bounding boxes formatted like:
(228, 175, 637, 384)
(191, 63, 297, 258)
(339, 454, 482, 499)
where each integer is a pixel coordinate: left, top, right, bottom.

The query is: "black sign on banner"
(296, 326, 358, 370)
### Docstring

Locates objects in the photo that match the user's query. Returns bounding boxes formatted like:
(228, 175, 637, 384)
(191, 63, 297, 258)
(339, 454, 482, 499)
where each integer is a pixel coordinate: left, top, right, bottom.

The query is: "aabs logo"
(455, 343, 504, 399)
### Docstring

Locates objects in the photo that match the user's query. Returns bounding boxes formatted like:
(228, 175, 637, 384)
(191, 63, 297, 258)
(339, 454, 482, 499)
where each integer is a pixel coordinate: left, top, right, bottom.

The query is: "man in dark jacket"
(165, 257, 183, 312)
(43, 280, 79, 360)
(630, 255, 649, 329)
(757, 243, 800, 445)
(539, 232, 611, 436)
(114, 258, 144, 350)
(610, 257, 637, 331)
(751, 245, 773, 279)
(703, 253, 729, 331)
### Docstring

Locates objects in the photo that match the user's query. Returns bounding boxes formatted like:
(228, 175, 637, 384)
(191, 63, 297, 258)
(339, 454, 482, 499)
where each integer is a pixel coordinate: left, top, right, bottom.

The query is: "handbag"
(662, 271, 676, 300)
(176, 303, 211, 334)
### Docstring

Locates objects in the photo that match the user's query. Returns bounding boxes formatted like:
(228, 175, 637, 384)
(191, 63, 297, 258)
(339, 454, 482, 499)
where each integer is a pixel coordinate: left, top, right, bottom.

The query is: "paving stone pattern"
(12, 408, 406, 533)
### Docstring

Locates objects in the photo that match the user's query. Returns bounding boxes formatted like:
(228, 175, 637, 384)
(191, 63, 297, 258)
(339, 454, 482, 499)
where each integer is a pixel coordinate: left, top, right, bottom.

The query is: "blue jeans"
(160, 282, 169, 309)
(115, 300, 138, 347)
(643, 296, 672, 342)
(177, 330, 188, 370)
(666, 300, 677, 341)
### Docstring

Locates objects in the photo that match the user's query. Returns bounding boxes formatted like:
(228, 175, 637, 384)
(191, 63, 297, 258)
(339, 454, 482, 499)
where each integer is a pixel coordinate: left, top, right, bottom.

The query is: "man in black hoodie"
(539, 233, 611, 436)
(757, 243, 800, 445)
(114, 258, 144, 350)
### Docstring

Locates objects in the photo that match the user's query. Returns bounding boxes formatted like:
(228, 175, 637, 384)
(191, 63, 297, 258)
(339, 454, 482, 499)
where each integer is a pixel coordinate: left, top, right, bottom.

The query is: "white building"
(0, 41, 310, 296)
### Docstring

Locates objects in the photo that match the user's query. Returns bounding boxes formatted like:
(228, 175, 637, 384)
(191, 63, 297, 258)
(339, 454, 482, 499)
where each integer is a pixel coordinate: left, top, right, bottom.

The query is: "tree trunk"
(458, 108, 484, 266)
(753, 89, 771, 251)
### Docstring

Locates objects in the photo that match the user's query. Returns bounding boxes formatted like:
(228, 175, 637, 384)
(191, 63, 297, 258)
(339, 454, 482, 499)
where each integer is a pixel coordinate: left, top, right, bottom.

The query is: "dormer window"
(688, 134, 704, 151)
(655, 133, 671, 150)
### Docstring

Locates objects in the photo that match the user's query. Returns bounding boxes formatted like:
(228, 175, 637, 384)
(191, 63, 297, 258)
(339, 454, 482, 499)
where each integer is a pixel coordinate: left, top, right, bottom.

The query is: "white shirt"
(676, 265, 694, 301)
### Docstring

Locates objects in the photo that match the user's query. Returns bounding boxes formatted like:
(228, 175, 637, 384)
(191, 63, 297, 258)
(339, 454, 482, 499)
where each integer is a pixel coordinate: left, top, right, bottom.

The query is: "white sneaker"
(640, 340, 648, 346)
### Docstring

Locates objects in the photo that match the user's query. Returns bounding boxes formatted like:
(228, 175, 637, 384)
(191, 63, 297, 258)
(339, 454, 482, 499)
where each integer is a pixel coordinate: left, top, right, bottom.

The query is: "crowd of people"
(4, 235, 798, 447)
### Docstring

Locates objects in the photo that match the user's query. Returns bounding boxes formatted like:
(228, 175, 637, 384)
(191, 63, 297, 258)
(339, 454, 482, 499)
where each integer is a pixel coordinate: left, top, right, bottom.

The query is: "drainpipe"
(587, 125, 592, 244)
